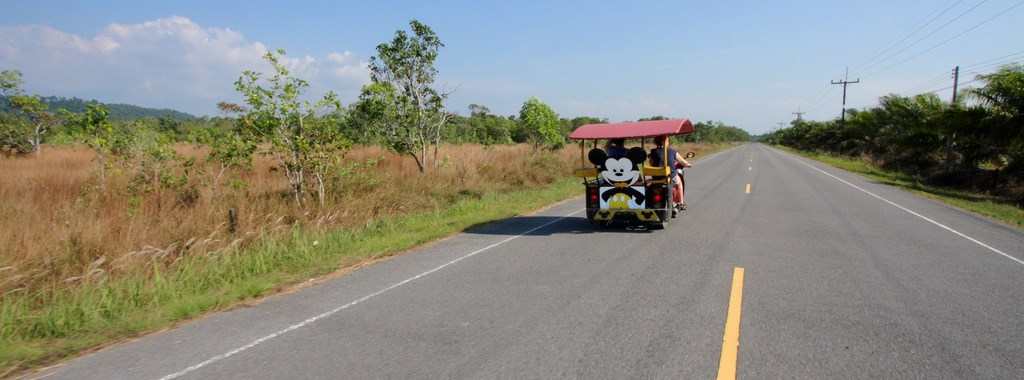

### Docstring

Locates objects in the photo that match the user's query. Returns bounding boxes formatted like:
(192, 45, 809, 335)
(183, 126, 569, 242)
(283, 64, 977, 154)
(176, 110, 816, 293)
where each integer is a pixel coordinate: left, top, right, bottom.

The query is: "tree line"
(0, 95, 196, 121)
(760, 64, 1024, 200)
(637, 116, 752, 143)
(1, 20, 751, 207)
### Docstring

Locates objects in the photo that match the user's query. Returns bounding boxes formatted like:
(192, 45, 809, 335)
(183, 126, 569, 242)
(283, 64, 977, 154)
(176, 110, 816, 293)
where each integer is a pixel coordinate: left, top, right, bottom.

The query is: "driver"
(649, 135, 692, 210)
(605, 138, 627, 158)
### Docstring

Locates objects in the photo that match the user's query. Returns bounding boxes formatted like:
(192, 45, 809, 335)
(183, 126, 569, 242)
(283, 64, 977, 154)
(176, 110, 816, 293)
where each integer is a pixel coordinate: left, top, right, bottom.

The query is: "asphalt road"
(31, 144, 1024, 380)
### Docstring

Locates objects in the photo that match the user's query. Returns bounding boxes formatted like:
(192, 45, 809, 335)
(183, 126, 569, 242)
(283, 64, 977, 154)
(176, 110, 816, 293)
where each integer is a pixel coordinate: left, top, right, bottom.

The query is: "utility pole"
(951, 65, 960, 104)
(792, 107, 805, 121)
(831, 67, 860, 123)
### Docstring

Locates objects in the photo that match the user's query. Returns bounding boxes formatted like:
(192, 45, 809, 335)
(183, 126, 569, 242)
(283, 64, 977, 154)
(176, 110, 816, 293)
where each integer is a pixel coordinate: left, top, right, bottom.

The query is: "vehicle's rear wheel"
(655, 209, 670, 222)
(647, 222, 665, 230)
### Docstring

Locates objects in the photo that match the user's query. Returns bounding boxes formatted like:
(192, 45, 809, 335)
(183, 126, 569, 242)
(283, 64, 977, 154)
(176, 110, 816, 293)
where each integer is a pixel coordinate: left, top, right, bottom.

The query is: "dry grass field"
(0, 144, 580, 297)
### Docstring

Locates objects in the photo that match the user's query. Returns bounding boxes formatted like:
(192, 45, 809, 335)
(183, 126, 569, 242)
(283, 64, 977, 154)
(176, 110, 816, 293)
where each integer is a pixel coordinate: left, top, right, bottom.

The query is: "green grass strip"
(777, 146, 1024, 228)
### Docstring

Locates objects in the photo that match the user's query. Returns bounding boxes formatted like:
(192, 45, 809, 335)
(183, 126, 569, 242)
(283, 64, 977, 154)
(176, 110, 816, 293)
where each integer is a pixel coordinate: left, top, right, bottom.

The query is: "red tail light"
(588, 189, 599, 202)
(653, 192, 663, 203)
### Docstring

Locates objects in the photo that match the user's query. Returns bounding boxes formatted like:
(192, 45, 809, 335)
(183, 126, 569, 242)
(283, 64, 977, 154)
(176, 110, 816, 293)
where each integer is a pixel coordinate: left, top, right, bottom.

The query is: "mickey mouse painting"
(589, 147, 647, 209)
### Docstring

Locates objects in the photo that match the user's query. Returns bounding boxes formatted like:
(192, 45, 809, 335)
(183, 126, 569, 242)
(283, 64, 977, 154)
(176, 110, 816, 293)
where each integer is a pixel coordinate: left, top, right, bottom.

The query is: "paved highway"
(32, 144, 1024, 379)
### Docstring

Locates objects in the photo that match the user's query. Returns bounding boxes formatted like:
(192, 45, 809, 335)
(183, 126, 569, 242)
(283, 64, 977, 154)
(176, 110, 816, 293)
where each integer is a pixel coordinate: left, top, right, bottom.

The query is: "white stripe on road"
(774, 148, 1022, 266)
(157, 209, 584, 380)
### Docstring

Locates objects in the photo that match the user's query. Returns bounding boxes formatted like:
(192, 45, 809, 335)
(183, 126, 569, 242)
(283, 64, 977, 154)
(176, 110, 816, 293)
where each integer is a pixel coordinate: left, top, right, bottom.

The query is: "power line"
(866, 0, 1024, 78)
(802, 87, 830, 112)
(901, 71, 957, 95)
(919, 68, 1002, 95)
(860, 0, 990, 75)
(964, 56, 1024, 72)
(923, 76, 984, 94)
(852, 0, 966, 75)
(893, 49, 1024, 96)
(963, 48, 1024, 69)
(806, 86, 838, 114)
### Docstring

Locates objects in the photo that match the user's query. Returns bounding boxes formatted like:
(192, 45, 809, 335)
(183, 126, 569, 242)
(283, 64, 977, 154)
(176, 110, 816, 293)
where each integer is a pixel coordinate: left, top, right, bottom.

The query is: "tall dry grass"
(0, 144, 578, 298)
(0, 141, 722, 300)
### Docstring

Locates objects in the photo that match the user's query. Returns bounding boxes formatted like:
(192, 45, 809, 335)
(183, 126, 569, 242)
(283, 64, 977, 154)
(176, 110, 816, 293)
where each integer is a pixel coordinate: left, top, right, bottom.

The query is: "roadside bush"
(761, 64, 1024, 199)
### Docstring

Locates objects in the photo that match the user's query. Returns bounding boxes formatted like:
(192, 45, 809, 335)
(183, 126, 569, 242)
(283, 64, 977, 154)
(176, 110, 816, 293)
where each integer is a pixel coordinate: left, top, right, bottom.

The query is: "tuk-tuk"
(569, 119, 695, 229)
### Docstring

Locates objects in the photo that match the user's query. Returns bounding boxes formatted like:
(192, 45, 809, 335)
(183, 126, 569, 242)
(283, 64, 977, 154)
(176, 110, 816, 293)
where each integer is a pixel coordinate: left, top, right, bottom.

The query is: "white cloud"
(326, 51, 354, 64)
(0, 16, 370, 115)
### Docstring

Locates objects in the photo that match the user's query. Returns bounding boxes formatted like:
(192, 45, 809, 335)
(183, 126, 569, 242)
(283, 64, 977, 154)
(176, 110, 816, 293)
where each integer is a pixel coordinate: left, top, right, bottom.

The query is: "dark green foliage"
(635, 116, 751, 144)
(560, 116, 606, 139)
(518, 97, 561, 149)
(638, 115, 669, 121)
(679, 120, 751, 144)
(0, 112, 32, 155)
(443, 106, 516, 145)
(762, 64, 1024, 199)
(0, 95, 195, 121)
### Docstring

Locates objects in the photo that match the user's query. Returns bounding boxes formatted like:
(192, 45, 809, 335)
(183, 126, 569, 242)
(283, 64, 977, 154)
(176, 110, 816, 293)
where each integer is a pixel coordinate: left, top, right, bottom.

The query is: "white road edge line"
(773, 147, 1023, 266)
(156, 209, 584, 380)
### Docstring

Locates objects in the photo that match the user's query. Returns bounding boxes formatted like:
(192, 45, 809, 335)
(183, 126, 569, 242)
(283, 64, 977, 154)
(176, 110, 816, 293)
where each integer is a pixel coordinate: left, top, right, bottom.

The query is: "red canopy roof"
(568, 119, 694, 140)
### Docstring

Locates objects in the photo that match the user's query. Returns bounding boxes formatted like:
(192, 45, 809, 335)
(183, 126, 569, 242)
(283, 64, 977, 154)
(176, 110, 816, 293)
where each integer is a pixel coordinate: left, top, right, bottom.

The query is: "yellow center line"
(745, 183, 751, 194)
(716, 267, 746, 380)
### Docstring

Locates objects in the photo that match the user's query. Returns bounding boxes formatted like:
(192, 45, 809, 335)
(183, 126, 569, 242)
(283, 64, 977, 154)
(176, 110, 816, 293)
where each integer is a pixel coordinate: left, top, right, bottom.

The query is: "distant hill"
(0, 96, 196, 121)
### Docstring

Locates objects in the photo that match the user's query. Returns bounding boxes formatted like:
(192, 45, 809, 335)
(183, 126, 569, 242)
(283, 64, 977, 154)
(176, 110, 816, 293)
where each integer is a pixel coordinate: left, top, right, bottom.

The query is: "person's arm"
(676, 152, 692, 167)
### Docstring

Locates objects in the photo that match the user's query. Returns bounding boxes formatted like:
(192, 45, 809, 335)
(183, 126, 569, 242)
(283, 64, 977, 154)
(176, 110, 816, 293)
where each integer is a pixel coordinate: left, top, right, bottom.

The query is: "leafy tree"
(681, 120, 750, 144)
(0, 70, 21, 97)
(559, 116, 605, 137)
(440, 105, 520, 145)
(0, 69, 61, 156)
(157, 117, 185, 139)
(9, 94, 60, 155)
(234, 48, 347, 206)
(190, 103, 258, 191)
(518, 97, 561, 149)
(468, 104, 490, 117)
(355, 20, 450, 173)
(66, 103, 118, 184)
(123, 123, 183, 197)
(971, 64, 1024, 120)
(970, 65, 1024, 177)
(0, 70, 31, 155)
(638, 115, 669, 121)
(0, 113, 32, 155)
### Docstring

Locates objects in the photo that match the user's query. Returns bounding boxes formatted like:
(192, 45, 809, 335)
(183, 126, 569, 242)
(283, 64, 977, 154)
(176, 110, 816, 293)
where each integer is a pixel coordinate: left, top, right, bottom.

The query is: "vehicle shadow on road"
(464, 216, 654, 236)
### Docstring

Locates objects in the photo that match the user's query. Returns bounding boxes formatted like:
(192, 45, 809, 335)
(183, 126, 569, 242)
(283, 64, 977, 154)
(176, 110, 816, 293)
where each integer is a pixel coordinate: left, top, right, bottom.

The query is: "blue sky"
(2, 0, 1023, 134)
